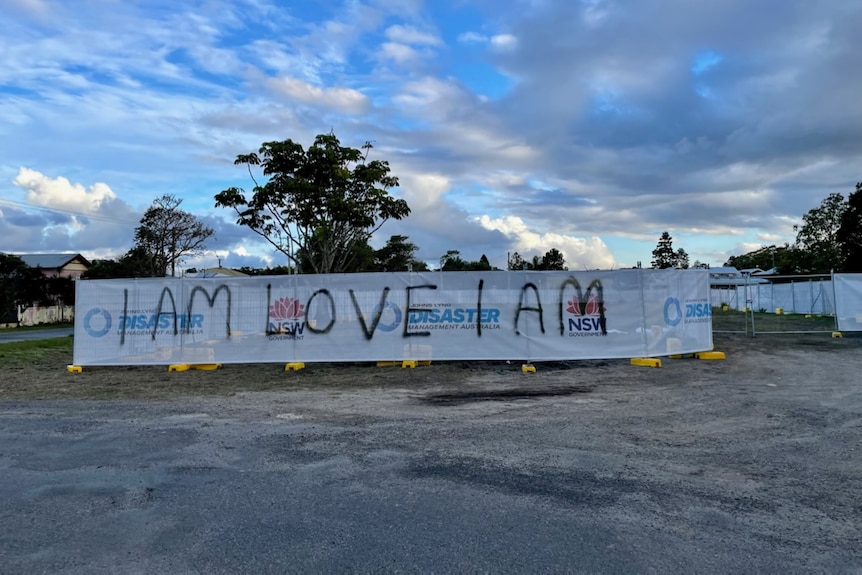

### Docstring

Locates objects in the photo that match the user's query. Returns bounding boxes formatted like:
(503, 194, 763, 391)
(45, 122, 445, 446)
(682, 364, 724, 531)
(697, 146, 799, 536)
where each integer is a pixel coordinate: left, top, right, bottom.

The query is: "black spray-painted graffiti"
(335, 276, 604, 339)
(118, 284, 232, 345)
(556, 277, 606, 336)
(116, 275, 605, 345)
(513, 278, 607, 336)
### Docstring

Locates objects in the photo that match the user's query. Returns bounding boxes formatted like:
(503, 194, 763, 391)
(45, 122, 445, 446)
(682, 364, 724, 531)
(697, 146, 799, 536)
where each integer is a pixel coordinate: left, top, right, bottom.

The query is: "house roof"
(709, 265, 769, 285)
(192, 267, 248, 278)
(14, 253, 91, 269)
(708, 266, 742, 276)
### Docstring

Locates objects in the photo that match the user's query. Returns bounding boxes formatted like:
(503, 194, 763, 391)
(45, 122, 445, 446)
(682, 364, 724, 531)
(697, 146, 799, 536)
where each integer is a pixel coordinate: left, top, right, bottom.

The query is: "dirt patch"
(420, 385, 594, 405)
(1, 331, 860, 401)
(3, 330, 862, 572)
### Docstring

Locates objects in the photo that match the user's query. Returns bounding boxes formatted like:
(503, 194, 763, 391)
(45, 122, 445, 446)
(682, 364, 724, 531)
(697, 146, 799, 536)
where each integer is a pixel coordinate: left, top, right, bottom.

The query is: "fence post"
(831, 270, 839, 332)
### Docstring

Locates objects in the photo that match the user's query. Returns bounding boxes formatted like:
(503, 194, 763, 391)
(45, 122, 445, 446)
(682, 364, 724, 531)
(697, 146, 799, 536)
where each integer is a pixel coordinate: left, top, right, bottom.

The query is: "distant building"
(15, 253, 91, 279)
(189, 267, 248, 278)
(708, 266, 770, 288)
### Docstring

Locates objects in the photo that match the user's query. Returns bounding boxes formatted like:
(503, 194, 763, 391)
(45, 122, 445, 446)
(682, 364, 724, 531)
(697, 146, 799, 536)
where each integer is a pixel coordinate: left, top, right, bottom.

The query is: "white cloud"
(2, 0, 862, 270)
(385, 24, 441, 46)
(490, 34, 518, 51)
(397, 172, 451, 209)
(13, 168, 116, 213)
(458, 32, 488, 44)
(266, 76, 369, 113)
(378, 42, 421, 65)
(477, 215, 615, 270)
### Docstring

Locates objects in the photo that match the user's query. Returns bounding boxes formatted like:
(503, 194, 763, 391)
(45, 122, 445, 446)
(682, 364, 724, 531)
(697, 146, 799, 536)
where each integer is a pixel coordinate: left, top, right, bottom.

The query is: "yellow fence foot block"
(695, 351, 726, 360)
(168, 364, 190, 372)
(631, 358, 661, 368)
(66, 365, 82, 373)
(521, 364, 536, 373)
(376, 361, 399, 367)
(190, 364, 221, 371)
(832, 332, 843, 338)
(402, 360, 418, 368)
(284, 362, 305, 371)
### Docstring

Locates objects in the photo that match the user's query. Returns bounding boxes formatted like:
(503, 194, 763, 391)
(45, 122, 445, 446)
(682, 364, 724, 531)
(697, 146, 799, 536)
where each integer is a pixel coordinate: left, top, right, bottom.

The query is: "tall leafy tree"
(675, 248, 690, 270)
(373, 235, 428, 272)
(215, 133, 410, 274)
(538, 248, 567, 270)
(508, 252, 528, 270)
(651, 231, 681, 269)
(793, 192, 846, 273)
(724, 244, 796, 273)
(134, 194, 214, 277)
(837, 183, 862, 272)
(439, 250, 493, 271)
(83, 246, 160, 279)
(476, 254, 492, 271)
(296, 233, 376, 274)
(0, 254, 50, 323)
(440, 250, 467, 271)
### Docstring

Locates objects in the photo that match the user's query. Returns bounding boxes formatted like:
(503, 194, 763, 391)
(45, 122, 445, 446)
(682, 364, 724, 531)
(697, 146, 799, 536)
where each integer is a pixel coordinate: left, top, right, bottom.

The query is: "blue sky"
(1, 0, 861, 272)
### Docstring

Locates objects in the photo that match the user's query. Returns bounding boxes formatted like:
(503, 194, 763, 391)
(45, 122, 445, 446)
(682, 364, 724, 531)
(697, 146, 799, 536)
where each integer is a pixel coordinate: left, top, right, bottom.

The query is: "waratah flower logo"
(270, 297, 305, 320)
(567, 295, 600, 316)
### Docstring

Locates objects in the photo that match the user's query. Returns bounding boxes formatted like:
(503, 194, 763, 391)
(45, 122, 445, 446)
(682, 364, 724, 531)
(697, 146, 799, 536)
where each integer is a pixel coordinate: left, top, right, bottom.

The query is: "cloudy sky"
(1, 0, 861, 272)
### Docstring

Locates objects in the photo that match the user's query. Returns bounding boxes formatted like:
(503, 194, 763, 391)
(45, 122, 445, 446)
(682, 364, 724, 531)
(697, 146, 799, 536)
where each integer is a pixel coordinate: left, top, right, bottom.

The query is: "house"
(189, 267, 248, 278)
(16, 253, 91, 279)
(708, 266, 770, 288)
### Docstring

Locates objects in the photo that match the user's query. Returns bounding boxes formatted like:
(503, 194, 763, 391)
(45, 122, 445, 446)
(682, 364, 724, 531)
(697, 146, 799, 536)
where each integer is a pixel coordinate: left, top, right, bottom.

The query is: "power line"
(0, 197, 140, 226)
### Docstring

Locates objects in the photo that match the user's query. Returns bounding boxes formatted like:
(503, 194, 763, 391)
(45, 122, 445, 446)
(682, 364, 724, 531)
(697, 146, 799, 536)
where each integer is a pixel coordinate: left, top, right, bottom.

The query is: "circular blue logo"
(83, 308, 112, 338)
(663, 297, 682, 327)
(373, 301, 402, 332)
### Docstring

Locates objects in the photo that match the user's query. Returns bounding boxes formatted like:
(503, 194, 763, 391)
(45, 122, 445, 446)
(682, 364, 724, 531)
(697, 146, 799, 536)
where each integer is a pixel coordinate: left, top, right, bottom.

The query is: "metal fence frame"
(710, 273, 838, 336)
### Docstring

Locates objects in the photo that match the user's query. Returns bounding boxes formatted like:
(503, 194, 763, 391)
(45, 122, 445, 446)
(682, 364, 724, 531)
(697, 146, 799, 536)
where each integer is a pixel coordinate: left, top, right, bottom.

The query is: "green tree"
(675, 248, 690, 270)
(233, 265, 295, 276)
(296, 233, 376, 273)
(508, 252, 529, 270)
(134, 194, 214, 277)
(373, 235, 428, 272)
(538, 248, 566, 270)
(44, 275, 75, 307)
(440, 250, 494, 271)
(440, 250, 467, 271)
(473, 254, 492, 271)
(215, 133, 410, 274)
(651, 231, 686, 269)
(83, 246, 158, 279)
(724, 244, 796, 274)
(837, 183, 862, 272)
(0, 254, 48, 323)
(793, 192, 846, 273)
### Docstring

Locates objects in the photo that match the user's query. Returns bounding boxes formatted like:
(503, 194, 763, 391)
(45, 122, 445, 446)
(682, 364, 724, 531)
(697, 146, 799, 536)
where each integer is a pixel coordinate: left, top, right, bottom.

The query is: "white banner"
(834, 273, 862, 331)
(73, 269, 713, 365)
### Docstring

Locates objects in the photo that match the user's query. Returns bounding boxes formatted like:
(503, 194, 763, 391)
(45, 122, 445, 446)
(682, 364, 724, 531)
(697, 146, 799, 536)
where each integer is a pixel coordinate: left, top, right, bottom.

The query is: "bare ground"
(1, 331, 861, 572)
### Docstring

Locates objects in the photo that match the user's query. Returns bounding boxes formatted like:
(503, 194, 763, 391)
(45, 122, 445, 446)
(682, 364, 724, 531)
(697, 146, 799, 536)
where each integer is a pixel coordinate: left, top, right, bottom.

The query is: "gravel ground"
(1, 332, 861, 573)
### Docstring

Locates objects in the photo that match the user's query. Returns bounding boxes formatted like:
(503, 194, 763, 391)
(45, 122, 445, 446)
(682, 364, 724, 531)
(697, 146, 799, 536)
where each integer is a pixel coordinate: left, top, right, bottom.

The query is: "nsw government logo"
(269, 297, 306, 340)
(566, 294, 606, 337)
(83, 308, 112, 338)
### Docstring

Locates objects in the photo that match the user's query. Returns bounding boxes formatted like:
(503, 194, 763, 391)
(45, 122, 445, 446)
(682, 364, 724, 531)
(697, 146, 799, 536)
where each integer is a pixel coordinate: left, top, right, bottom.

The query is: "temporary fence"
(709, 275, 834, 315)
(834, 274, 862, 332)
(709, 273, 862, 336)
(72, 269, 713, 366)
